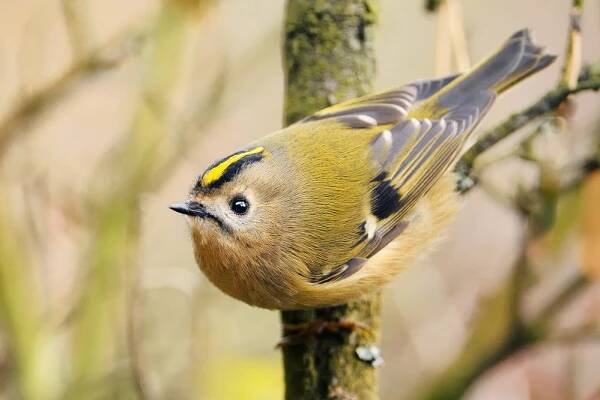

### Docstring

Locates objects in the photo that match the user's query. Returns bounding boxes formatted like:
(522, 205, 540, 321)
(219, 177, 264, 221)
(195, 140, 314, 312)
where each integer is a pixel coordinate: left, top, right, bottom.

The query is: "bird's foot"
(277, 319, 371, 348)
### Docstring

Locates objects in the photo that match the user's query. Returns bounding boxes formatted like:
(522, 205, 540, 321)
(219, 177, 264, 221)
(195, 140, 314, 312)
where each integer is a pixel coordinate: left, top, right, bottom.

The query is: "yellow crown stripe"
(201, 147, 265, 187)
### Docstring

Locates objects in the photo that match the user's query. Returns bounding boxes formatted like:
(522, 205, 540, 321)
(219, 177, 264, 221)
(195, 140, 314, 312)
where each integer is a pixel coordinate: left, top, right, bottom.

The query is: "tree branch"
(280, 1, 381, 399)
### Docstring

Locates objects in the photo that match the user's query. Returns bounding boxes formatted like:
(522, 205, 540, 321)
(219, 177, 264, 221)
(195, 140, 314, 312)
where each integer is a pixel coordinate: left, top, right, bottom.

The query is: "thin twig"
(447, 0, 470, 71)
(529, 274, 590, 335)
(432, 0, 469, 75)
(455, 65, 600, 192)
(546, 322, 600, 344)
(434, 0, 452, 76)
(560, 0, 584, 89)
(62, 0, 92, 59)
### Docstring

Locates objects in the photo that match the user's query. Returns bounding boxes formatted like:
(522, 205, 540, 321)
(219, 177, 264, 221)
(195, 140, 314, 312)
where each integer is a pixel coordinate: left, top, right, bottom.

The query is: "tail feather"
(492, 29, 557, 93)
(425, 29, 556, 113)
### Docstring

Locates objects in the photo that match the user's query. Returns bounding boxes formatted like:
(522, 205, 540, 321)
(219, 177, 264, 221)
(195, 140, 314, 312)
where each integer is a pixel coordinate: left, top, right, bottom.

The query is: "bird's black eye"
(229, 195, 249, 215)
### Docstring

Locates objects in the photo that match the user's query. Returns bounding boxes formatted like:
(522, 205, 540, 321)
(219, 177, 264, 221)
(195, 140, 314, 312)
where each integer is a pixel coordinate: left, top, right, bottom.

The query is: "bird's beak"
(169, 201, 207, 217)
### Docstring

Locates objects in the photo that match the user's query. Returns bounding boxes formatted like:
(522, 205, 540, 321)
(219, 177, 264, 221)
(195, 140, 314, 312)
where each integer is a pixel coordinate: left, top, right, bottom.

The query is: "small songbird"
(170, 30, 555, 310)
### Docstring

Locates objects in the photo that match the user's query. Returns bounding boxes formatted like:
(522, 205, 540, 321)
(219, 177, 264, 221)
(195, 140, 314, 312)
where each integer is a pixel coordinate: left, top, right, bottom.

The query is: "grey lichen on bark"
(283, 0, 377, 125)
(280, 1, 381, 399)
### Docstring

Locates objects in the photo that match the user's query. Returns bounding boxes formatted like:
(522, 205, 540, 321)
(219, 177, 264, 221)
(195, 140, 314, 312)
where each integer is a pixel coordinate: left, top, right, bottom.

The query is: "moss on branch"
(281, 1, 381, 399)
(283, 0, 377, 125)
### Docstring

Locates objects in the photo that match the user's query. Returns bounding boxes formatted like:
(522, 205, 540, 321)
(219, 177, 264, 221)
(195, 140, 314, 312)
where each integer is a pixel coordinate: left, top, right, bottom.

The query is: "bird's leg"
(277, 319, 372, 348)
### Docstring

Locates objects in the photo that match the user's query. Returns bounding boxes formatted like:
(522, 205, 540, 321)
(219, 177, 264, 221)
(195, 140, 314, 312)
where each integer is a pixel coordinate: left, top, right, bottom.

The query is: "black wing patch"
(370, 180, 402, 220)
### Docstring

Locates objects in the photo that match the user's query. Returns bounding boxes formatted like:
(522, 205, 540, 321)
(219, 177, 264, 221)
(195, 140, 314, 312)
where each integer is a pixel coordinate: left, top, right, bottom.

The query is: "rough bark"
(280, 1, 381, 399)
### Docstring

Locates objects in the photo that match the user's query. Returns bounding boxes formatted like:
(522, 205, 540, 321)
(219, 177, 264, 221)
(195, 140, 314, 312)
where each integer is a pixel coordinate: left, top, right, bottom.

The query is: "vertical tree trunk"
(280, 1, 381, 399)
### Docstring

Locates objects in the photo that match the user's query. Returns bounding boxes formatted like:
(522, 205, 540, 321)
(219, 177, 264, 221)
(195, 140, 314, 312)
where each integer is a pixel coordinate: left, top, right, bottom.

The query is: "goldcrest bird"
(170, 30, 555, 310)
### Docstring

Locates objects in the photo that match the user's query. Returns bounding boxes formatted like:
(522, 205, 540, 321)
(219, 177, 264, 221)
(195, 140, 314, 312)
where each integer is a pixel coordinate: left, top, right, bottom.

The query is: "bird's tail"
(487, 29, 557, 94)
(421, 29, 556, 116)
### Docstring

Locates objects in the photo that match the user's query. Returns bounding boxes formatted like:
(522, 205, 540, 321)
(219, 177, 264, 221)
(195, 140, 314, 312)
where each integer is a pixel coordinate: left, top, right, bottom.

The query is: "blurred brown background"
(1, 1, 599, 399)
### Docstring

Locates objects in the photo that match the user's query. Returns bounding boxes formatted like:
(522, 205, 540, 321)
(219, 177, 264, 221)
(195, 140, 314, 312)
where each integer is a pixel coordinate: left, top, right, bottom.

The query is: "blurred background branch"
(66, 1, 224, 397)
(0, 26, 147, 160)
(61, 0, 94, 59)
(0, 0, 225, 398)
(560, 0, 583, 89)
(0, 196, 55, 400)
(432, 0, 470, 76)
(416, 1, 600, 398)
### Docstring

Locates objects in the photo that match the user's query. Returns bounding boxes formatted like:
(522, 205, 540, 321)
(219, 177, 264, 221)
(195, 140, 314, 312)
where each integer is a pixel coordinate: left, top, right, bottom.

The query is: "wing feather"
(304, 30, 556, 284)
(305, 76, 498, 284)
(298, 74, 460, 128)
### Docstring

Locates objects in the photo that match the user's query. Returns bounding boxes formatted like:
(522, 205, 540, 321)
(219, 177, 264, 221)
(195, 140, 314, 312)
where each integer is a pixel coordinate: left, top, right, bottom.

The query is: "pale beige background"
(1, 1, 599, 399)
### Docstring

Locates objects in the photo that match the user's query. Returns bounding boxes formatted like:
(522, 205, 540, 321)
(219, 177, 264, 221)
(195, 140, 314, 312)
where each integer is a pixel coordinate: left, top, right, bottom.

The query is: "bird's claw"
(276, 319, 371, 348)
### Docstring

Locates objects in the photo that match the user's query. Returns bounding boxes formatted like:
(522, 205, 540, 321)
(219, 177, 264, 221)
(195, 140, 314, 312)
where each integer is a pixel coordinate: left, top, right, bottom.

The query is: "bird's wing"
(307, 77, 496, 284)
(357, 92, 494, 250)
(298, 74, 460, 128)
(307, 30, 557, 284)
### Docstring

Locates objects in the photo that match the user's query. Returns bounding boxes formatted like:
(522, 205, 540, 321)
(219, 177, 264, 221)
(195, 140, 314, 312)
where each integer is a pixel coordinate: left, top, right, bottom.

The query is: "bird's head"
(170, 146, 296, 258)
